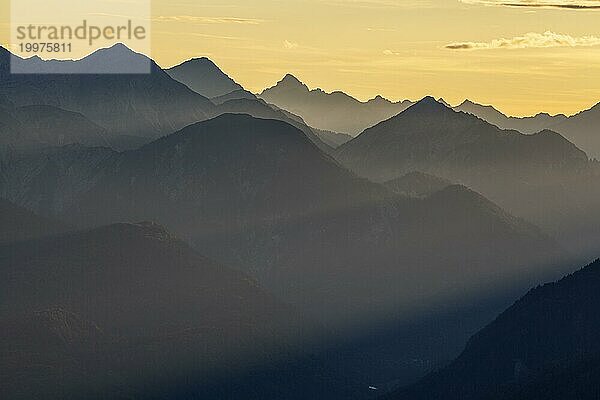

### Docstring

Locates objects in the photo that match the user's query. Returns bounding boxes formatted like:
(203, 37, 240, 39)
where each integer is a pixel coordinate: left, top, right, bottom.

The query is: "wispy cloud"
(153, 16, 263, 24)
(460, 0, 600, 9)
(446, 31, 600, 50)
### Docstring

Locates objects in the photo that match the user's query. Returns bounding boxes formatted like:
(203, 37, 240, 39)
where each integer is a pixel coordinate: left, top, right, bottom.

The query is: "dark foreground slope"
(0, 222, 311, 400)
(387, 258, 600, 400)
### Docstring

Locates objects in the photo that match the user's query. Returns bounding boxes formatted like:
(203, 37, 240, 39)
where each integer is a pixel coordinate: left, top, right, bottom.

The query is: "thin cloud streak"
(153, 16, 264, 24)
(460, 0, 600, 9)
(446, 31, 600, 50)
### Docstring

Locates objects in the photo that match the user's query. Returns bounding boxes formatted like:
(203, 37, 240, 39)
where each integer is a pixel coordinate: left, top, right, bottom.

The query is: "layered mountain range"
(455, 99, 600, 159)
(0, 44, 218, 141)
(0, 112, 570, 326)
(336, 97, 588, 183)
(1, 43, 598, 400)
(336, 97, 600, 258)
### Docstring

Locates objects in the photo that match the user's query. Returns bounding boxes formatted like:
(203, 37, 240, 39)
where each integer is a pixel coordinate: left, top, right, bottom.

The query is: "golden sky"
(1, 0, 600, 116)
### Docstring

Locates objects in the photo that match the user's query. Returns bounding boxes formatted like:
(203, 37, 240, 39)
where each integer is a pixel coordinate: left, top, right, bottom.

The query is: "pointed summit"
(368, 95, 392, 105)
(104, 42, 133, 52)
(86, 43, 151, 65)
(437, 98, 452, 107)
(408, 96, 452, 113)
(278, 73, 308, 90)
(167, 56, 243, 98)
(457, 99, 477, 108)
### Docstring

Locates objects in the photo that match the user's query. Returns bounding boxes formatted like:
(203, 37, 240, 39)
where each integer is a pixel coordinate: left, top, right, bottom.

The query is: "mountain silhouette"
(214, 98, 333, 152)
(551, 102, 600, 159)
(454, 100, 567, 134)
(166, 57, 248, 99)
(0, 44, 217, 140)
(259, 74, 414, 135)
(211, 88, 258, 105)
(9, 43, 152, 74)
(387, 258, 600, 400)
(336, 96, 588, 183)
(311, 127, 353, 148)
(454, 99, 600, 159)
(0, 113, 569, 326)
(335, 97, 600, 257)
(0, 97, 115, 149)
(266, 102, 352, 147)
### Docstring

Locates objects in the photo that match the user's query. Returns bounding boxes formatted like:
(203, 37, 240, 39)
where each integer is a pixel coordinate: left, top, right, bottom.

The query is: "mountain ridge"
(387, 258, 600, 400)
(259, 74, 414, 135)
(166, 57, 246, 99)
(0, 44, 218, 140)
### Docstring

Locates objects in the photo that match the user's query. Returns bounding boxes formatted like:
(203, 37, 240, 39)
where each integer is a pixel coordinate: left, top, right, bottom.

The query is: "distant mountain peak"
(166, 56, 243, 98)
(278, 73, 308, 89)
(106, 42, 132, 51)
(409, 96, 452, 113)
(459, 99, 490, 110)
(437, 98, 452, 107)
(368, 95, 392, 105)
(180, 56, 218, 68)
(88, 43, 149, 60)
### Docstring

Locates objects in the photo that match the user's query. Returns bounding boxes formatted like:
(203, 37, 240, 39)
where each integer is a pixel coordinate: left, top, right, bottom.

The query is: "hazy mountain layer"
(0, 45, 217, 140)
(335, 97, 600, 257)
(0, 97, 113, 149)
(211, 88, 258, 105)
(0, 114, 570, 326)
(454, 100, 567, 134)
(214, 98, 333, 152)
(259, 74, 414, 135)
(336, 97, 588, 184)
(454, 99, 600, 160)
(551, 102, 600, 160)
